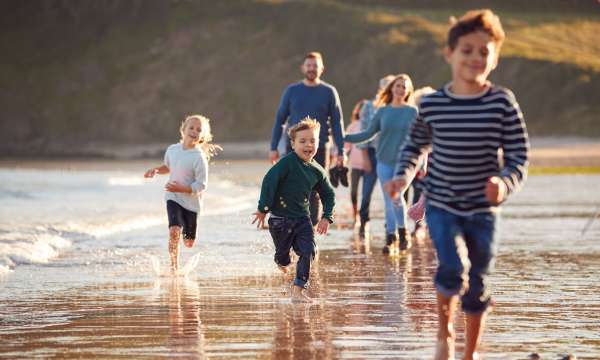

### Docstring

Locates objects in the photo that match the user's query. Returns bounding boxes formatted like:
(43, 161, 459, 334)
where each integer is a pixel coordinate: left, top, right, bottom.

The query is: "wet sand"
(1, 152, 600, 359)
(2, 232, 598, 359)
(0, 238, 438, 359)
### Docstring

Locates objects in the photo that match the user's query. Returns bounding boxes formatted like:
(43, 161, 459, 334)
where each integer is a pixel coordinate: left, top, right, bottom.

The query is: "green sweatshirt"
(257, 152, 335, 222)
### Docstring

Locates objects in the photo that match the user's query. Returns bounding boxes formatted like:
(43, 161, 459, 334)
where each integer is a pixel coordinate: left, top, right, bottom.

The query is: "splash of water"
(149, 252, 202, 278)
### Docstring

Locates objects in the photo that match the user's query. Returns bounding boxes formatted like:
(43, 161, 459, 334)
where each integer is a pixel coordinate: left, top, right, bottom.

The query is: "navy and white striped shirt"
(395, 83, 530, 216)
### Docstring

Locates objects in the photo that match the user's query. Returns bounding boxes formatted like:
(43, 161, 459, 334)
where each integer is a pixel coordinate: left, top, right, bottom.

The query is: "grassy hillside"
(1, 0, 599, 156)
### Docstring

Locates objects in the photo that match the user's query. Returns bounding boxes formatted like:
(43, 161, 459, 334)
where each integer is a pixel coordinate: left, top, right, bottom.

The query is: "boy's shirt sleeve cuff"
(190, 182, 206, 194)
(322, 216, 334, 224)
(257, 204, 270, 214)
(499, 175, 514, 197)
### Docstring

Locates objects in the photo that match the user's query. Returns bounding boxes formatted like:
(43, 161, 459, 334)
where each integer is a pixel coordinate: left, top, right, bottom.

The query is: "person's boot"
(338, 166, 349, 187)
(382, 233, 398, 254)
(398, 227, 411, 251)
(329, 167, 339, 188)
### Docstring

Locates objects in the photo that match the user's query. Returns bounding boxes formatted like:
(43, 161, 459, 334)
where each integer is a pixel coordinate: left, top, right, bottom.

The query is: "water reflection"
(272, 303, 333, 359)
(163, 277, 206, 358)
(352, 232, 371, 254)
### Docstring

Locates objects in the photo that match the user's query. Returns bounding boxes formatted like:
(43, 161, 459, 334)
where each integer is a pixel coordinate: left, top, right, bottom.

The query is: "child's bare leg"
(435, 291, 458, 360)
(352, 202, 358, 224)
(169, 226, 181, 271)
(463, 312, 487, 360)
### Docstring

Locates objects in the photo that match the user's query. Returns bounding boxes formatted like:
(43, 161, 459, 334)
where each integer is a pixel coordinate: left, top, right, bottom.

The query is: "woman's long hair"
(376, 74, 414, 107)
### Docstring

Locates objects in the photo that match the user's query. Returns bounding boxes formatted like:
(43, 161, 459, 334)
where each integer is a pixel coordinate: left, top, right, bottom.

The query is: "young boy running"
(253, 118, 335, 302)
(387, 9, 530, 360)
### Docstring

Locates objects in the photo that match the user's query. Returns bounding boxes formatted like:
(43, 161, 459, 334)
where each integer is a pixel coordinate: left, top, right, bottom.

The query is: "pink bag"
(408, 194, 426, 221)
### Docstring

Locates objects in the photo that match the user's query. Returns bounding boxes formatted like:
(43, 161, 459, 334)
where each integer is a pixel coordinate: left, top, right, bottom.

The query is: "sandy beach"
(528, 138, 600, 168)
(3, 137, 599, 168)
(1, 146, 600, 359)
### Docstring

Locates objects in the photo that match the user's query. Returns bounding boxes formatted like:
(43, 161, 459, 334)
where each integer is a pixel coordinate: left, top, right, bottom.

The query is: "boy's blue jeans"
(377, 162, 407, 234)
(268, 215, 315, 289)
(359, 147, 378, 223)
(426, 205, 498, 314)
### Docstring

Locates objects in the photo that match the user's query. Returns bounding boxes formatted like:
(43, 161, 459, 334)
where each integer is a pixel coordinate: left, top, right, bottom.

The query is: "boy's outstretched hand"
(252, 211, 266, 229)
(144, 168, 157, 178)
(485, 176, 507, 205)
(316, 218, 330, 235)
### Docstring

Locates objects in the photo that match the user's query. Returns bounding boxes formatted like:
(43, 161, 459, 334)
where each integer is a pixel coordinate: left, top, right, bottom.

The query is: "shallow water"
(1, 160, 599, 359)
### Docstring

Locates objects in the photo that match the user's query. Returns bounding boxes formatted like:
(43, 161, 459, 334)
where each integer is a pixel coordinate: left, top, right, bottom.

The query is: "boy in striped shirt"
(387, 9, 529, 360)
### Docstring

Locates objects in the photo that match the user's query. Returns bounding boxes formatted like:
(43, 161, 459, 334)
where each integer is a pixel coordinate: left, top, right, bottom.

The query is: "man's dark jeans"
(359, 147, 378, 223)
(268, 215, 315, 289)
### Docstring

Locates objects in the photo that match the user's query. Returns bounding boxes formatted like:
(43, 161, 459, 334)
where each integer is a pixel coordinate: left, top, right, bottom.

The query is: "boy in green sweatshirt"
(253, 118, 335, 302)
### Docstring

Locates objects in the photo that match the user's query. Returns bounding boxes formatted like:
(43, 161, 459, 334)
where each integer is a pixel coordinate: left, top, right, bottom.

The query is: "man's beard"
(304, 71, 318, 81)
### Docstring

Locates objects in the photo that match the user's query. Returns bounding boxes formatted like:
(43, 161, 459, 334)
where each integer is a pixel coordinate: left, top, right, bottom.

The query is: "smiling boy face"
(291, 128, 319, 162)
(445, 30, 499, 87)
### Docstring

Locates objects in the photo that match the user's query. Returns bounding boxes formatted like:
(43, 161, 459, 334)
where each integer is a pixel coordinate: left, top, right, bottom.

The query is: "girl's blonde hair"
(376, 74, 415, 107)
(180, 115, 222, 159)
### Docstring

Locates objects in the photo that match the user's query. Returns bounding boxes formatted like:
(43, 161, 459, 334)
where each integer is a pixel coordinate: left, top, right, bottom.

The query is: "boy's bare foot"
(434, 336, 455, 360)
(183, 239, 195, 248)
(277, 265, 289, 274)
(290, 285, 314, 303)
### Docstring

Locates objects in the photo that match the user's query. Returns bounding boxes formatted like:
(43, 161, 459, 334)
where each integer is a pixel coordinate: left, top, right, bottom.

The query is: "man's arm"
(329, 87, 345, 156)
(270, 87, 292, 152)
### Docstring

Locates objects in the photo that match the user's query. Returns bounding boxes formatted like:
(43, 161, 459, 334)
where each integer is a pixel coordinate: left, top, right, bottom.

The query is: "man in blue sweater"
(269, 52, 345, 225)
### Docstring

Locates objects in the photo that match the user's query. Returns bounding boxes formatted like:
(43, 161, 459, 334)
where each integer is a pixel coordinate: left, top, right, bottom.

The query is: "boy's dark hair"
(448, 9, 505, 52)
(288, 117, 320, 142)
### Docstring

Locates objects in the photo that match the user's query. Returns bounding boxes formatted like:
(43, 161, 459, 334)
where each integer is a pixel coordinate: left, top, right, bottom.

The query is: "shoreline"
(1, 137, 600, 170)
